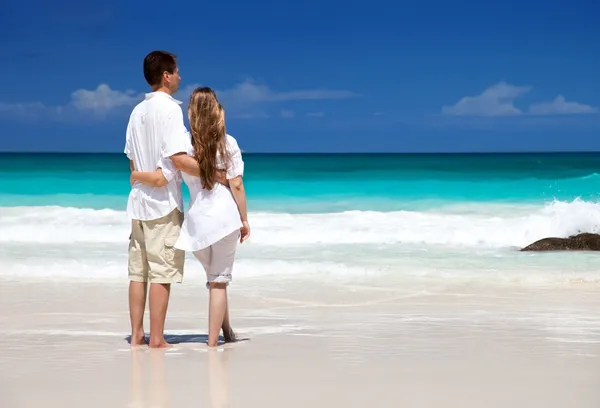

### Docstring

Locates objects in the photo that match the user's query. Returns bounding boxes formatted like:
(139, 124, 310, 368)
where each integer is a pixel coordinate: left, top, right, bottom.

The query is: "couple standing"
(124, 50, 250, 348)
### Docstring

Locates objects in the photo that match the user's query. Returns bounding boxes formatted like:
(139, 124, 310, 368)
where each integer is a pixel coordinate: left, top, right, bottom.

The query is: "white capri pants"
(193, 230, 240, 289)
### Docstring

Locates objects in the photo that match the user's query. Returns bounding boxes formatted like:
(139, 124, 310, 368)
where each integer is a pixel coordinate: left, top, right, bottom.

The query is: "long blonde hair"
(187, 87, 229, 190)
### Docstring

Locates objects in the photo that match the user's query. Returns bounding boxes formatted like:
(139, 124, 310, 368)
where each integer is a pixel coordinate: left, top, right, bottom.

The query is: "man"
(124, 50, 202, 348)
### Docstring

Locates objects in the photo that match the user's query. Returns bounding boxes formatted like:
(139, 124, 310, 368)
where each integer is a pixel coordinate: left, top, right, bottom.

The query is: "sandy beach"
(2, 274, 600, 408)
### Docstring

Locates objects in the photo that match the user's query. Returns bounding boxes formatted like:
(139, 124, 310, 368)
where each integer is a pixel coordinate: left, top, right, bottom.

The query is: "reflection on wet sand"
(208, 348, 232, 407)
(129, 349, 171, 408)
(129, 347, 232, 408)
(130, 348, 146, 407)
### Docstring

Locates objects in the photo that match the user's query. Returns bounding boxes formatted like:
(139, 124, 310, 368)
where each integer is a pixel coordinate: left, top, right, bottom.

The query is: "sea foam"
(1, 199, 599, 249)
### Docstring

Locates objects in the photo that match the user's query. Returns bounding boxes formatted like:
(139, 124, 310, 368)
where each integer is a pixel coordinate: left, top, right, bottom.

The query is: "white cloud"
(528, 95, 598, 115)
(0, 102, 60, 119)
(280, 109, 295, 118)
(2, 80, 355, 122)
(443, 83, 599, 118)
(0, 84, 142, 121)
(233, 112, 270, 120)
(181, 79, 357, 107)
(70, 84, 141, 112)
(442, 82, 531, 117)
(178, 80, 355, 119)
(219, 79, 357, 104)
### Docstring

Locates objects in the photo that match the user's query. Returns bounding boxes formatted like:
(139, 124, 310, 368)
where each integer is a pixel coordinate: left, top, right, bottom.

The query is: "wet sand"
(2, 279, 600, 407)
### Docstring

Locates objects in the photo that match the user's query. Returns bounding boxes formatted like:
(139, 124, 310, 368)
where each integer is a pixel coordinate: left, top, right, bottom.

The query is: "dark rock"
(520, 233, 600, 252)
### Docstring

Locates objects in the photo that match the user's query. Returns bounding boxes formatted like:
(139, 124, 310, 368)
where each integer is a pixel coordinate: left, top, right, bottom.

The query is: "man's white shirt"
(124, 91, 186, 221)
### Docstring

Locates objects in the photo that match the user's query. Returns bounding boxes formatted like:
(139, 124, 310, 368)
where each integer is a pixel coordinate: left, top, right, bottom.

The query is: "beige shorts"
(128, 208, 185, 284)
(193, 230, 240, 289)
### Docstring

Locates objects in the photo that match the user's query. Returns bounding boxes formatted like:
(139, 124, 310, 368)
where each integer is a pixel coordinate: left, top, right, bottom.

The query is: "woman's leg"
(221, 291, 236, 342)
(208, 282, 228, 347)
(195, 247, 227, 346)
(193, 247, 214, 343)
(205, 231, 240, 346)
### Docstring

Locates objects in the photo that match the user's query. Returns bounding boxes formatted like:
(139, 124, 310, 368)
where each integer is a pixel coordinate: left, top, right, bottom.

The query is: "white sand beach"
(2, 275, 600, 408)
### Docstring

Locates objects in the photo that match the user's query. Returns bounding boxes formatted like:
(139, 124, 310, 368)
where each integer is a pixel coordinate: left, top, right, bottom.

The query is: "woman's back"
(174, 133, 245, 251)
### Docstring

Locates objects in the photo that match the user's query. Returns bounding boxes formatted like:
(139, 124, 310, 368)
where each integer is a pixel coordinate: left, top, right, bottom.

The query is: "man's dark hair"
(143, 51, 177, 87)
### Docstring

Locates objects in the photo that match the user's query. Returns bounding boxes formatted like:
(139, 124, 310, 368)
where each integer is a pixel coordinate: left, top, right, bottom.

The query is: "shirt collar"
(144, 91, 183, 105)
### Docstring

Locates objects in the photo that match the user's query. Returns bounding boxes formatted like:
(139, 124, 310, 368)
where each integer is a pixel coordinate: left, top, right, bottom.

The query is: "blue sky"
(1, 0, 599, 153)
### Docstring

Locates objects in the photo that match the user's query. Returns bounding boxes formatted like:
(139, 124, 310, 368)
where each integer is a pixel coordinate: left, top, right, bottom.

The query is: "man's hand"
(170, 153, 199, 175)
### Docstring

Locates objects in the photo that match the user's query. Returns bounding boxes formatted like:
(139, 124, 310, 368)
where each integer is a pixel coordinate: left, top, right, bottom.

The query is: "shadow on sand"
(125, 333, 250, 345)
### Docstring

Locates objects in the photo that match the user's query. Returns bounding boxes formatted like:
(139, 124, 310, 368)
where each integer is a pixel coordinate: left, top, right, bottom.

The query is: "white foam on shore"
(0, 256, 381, 281)
(1, 200, 600, 285)
(1, 199, 599, 248)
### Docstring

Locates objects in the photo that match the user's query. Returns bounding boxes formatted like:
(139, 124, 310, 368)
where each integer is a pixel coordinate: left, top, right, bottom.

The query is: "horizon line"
(1, 150, 600, 155)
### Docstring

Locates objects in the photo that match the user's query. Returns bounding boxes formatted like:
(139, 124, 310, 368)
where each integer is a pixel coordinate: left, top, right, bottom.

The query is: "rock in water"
(520, 233, 600, 252)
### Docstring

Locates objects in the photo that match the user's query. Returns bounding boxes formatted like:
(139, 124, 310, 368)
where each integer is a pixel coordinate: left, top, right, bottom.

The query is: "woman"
(131, 87, 250, 347)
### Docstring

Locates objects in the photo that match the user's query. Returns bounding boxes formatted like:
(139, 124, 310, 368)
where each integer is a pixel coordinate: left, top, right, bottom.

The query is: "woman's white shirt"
(168, 132, 244, 251)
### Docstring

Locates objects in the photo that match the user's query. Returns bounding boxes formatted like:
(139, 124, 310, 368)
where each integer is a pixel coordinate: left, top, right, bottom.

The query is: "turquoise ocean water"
(2, 152, 600, 211)
(1, 152, 600, 285)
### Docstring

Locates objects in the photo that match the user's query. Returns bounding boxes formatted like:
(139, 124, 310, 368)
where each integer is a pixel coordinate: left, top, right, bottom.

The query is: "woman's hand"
(240, 221, 251, 243)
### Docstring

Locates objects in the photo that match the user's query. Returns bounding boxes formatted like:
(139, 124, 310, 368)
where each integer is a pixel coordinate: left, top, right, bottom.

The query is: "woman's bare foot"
(223, 327, 237, 343)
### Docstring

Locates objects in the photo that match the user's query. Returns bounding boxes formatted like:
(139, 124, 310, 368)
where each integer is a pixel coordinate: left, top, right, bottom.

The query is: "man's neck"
(151, 86, 172, 95)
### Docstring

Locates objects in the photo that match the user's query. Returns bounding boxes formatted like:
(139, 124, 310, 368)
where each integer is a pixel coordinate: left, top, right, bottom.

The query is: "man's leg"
(144, 209, 185, 349)
(148, 283, 171, 348)
(128, 220, 149, 346)
(129, 281, 148, 346)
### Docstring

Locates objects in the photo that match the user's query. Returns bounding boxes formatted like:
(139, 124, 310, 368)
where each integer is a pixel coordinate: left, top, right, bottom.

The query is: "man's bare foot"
(223, 327, 237, 343)
(149, 338, 172, 349)
(130, 331, 147, 347)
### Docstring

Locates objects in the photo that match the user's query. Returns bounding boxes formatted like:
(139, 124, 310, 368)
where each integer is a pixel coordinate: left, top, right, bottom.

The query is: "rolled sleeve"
(124, 121, 134, 160)
(157, 157, 178, 183)
(226, 138, 244, 179)
(161, 107, 189, 158)
(124, 145, 133, 160)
